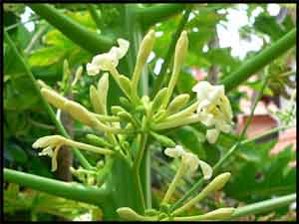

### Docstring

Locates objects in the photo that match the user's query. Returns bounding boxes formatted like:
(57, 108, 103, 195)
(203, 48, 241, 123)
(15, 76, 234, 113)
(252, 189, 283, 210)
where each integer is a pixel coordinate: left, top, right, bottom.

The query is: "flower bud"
(150, 131, 176, 147)
(111, 105, 127, 115)
(198, 207, 235, 220)
(119, 96, 132, 110)
(63, 101, 98, 127)
(85, 134, 113, 148)
(41, 88, 67, 109)
(164, 31, 188, 107)
(153, 109, 167, 122)
(71, 65, 83, 86)
(90, 85, 103, 114)
(151, 87, 168, 113)
(173, 31, 188, 76)
(137, 29, 155, 65)
(118, 75, 132, 96)
(174, 207, 235, 221)
(132, 29, 156, 91)
(166, 93, 190, 115)
(97, 73, 109, 114)
(116, 207, 155, 221)
(173, 172, 231, 215)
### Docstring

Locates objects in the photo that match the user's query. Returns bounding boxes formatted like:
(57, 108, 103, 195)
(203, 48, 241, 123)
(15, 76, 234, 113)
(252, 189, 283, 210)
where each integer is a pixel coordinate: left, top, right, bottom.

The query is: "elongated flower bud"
(85, 134, 113, 148)
(71, 65, 83, 86)
(164, 31, 188, 107)
(97, 73, 109, 115)
(132, 29, 156, 91)
(173, 172, 231, 215)
(166, 93, 190, 115)
(41, 88, 67, 109)
(151, 87, 168, 113)
(118, 75, 132, 96)
(150, 131, 176, 147)
(173, 207, 235, 221)
(63, 101, 98, 127)
(90, 85, 102, 114)
(111, 105, 127, 115)
(117, 207, 156, 221)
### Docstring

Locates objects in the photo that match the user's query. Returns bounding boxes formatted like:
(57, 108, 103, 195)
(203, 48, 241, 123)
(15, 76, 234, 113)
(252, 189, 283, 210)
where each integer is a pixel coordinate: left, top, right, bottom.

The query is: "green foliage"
(225, 141, 296, 202)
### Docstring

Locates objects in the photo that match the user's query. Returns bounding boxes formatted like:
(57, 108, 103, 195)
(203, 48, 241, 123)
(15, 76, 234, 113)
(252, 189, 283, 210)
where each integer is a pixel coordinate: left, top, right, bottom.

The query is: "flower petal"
(198, 159, 213, 180)
(206, 128, 220, 144)
(165, 145, 185, 158)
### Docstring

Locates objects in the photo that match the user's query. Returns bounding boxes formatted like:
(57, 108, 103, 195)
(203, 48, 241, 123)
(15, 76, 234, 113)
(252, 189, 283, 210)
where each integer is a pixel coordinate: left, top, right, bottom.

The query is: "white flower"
(86, 38, 129, 75)
(192, 81, 233, 144)
(165, 145, 212, 180)
(32, 135, 66, 171)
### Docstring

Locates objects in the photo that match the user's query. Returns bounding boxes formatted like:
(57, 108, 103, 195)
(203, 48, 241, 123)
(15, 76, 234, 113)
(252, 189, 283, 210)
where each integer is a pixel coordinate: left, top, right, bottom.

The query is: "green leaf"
(225, 141, 296, 202)
(28, 46, 67, 67)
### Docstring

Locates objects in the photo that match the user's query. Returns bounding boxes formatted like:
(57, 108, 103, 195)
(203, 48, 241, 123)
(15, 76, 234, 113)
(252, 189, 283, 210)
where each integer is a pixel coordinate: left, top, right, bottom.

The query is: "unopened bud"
(41, 88, 67, 109)
(150, 131, 176, 147)
(90, 85, 103, 114)
(72, 65, 83, 86)
(137, 29, 155, 65)
(173, 172, 231, 216)
(97, 73, 109, 114)
(167, 94, 190, 115)
(85, 134, 113, 148)
(64, 101, 98, 127)
(111, 105, 127, 115)
(199, 207, 235, 220)
(173, 31, 188, 75)
(151, 87, 168, 113)
(118, 75, 132, 97)
(117, 207, 154, 221)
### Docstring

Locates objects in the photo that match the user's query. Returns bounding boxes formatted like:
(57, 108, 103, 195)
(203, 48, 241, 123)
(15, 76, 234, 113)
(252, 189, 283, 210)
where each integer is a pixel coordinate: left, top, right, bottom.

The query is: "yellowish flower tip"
(71, 65, 83, 86)
(203, 207, 235, 220)
(116, 207, 141, 221)
(207, 172, 231, 192)
(41, 88, 67, 109)
(137, 29, 156, 65)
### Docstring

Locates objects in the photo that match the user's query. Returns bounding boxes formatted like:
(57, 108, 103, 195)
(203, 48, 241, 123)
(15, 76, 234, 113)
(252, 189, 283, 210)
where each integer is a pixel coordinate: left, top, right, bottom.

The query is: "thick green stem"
(231, 193, 296, 219)
(133, 134, 148, 211)
(28, 4, 113, 54)
(151, 8, 191, 97)
(4, 168, 108, 206)
(87, 4, 103, 30)
(4, 31, 92, 170)
(136, 4, 188, 29)
(221, 28, 296, 92)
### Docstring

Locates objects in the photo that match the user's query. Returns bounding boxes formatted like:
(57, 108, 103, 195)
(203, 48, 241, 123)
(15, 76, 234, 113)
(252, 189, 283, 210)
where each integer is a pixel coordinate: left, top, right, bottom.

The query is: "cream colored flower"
(32, 135, 66, 171)
(33, 135, 113, 172)
(86, 39, 129, 75)
(192, 81, 233, 144)
(165, 145, 212, 180)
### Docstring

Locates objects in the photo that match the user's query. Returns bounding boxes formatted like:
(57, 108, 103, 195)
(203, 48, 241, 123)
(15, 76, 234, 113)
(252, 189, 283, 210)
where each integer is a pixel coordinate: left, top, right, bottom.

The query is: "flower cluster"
(192, 81, 233, 144)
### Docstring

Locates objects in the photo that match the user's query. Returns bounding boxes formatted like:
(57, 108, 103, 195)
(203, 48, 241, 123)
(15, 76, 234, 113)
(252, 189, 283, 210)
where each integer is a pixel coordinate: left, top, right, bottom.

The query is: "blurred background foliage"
(3, 3, 296, 221)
